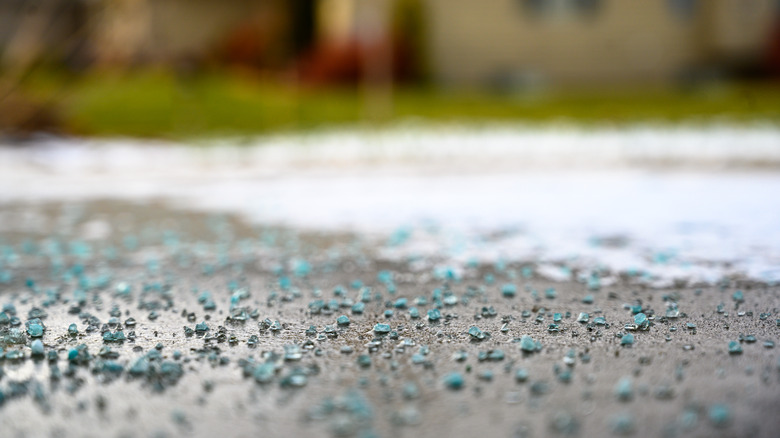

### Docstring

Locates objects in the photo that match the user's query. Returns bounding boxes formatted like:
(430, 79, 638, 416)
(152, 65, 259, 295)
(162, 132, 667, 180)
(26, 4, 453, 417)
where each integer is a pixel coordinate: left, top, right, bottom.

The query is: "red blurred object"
(297, 37, 415, 86)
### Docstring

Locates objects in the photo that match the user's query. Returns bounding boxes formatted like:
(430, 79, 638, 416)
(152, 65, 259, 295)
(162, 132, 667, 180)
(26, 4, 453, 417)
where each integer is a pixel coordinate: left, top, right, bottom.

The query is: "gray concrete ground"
(0, 200, 777, 438)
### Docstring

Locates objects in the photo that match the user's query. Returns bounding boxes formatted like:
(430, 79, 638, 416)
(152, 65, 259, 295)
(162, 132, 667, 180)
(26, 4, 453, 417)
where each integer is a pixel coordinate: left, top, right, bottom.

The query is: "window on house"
(570, 0, 601, 16)
(521, 0, 601, 19)
(522, 0, 549, 17)
(668, 0, 697, 21)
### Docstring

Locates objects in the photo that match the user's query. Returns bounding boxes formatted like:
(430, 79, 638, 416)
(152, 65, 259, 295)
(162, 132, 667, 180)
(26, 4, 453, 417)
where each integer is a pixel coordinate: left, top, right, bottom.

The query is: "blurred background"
(1, 0, 779, 138)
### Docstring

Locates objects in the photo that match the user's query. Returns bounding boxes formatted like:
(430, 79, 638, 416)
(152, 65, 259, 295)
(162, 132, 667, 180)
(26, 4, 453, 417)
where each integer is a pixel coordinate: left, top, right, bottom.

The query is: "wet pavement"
(0, 200, 778, 437)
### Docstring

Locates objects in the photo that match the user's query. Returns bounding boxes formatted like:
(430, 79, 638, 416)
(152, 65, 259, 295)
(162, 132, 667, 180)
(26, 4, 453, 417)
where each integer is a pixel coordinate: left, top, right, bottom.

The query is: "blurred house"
(0, 0, 778, 87)
(423, 0, 780, 88)
(0, 0, 308, 71)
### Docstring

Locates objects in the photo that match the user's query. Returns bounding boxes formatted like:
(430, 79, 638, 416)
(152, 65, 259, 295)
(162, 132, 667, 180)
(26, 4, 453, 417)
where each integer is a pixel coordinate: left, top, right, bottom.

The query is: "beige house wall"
(423, 0, 778, 87)
(703, 0, 777, 57)
(89, 0, 288, 64)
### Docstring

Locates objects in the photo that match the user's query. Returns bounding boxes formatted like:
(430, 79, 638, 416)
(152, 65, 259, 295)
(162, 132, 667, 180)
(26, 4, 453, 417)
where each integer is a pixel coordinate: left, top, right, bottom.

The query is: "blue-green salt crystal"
(686, 322, 696, 330)
(270, 320, 282, 331)
(402, 382, 420, 399)
(576, 312, 589, 323)
(443, 294, 458, 306)
(351, 302, 365, 314)
(482, 306, 497, 317)
(377, 270, 393, 284)
(384, 309, 394, 318)
(443, 372, 464, 390)
(337, 315, 350, 326)
(5, 350, 22, 360)
(479, 370, 494, 381)
(308, 300, 324, 314)
(544, 288, 557, 299)
(195, 322, 209, 333)
(593, 316, 607, 325)
(284, 344, 303, 361)
(630, 304, 642, 314)
(634, 313, 649, 330)
(254, 363, 275, 383)
(501, 284, 517, 298)
(281, 373, 308, 388)
(515, 368, 529, 382)
(101, 361, 124, 374)
(614, 377, 633, 401)
(128, 357, 149, 376)
(728, 341, 742, 354)
(427, 308, 441, 321)
(550, 411, 579, 435)
(678, 408, 699, 430)
(452, 350, 468, 362)
(393, 298, 407, 309)
(547, 324, 560, 333)
(553, 313, 562, 322)
(0, 312, 9, 325)
(582, 294, 594, 304)
(468, 326, 485, 340)
(530, 381, 549, 395)
(27, 323, 44, 337)
(587, 275, 601, 291)
(357, 354, 371, 368)
(708, 404, 731, 427)
(28, 307, 47, 319)
(610, 413, 635, 435)
(621, 333, 635, 345)
(488, 349, 505, 361)
(409, 307, 420, 318)
(732, 290, 744, 303)
(520, 335, 536, 352)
